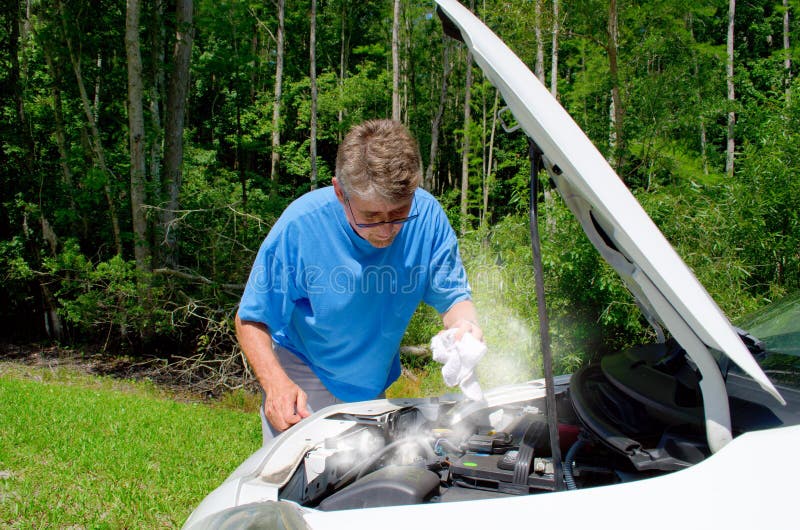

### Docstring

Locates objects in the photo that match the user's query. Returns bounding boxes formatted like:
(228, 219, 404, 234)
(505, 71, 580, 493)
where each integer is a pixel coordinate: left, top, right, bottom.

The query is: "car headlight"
(188, 501, 309, 530)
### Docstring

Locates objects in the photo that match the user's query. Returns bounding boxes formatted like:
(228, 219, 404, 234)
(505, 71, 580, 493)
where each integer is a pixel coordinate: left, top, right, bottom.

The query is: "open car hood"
(434, 0, 784, 451)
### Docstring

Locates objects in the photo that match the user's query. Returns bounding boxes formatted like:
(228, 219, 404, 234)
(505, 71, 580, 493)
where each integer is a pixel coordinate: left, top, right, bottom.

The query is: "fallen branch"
(400, 345, 431, 358)
(153, 267, 245, 291)
(401, 366, 419, 383)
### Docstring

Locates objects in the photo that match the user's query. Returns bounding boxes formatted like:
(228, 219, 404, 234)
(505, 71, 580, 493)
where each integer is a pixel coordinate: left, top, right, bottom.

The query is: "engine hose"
(433, 437, 463, 456)
(563, 438, 586, 491)
(333, 436, 436, 489)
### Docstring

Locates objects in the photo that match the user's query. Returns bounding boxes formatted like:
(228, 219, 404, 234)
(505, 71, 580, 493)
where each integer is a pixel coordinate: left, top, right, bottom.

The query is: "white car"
(183, 1, 800, 528)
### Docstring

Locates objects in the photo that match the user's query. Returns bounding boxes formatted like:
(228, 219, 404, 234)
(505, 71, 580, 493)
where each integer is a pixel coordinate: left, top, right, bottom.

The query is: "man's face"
(334, 179, 415, 249)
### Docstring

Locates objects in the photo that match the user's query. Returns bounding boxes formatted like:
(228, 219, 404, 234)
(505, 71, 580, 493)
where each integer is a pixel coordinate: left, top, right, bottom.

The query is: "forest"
(1, 0, 798, 392)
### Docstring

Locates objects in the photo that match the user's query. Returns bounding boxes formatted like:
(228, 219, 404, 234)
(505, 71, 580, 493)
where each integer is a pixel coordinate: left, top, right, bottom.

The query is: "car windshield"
(737, 293, 800, 389)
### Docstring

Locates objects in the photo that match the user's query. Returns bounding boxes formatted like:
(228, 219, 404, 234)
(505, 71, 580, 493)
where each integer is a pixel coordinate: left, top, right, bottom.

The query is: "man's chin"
(368, 236, 396, 248)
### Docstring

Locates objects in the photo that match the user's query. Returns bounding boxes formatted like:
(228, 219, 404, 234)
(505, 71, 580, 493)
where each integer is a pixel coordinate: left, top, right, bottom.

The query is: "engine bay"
(278, 343, 722, 511)
(279, 400, 569, 511)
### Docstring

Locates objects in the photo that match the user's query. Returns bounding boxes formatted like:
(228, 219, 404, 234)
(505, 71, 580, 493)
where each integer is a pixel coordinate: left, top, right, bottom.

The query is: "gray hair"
(335, 119, 421, 202)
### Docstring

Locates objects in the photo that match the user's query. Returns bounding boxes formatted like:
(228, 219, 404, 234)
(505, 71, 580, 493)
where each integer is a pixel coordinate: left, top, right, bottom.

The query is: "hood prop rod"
(528, 139, 565, 491)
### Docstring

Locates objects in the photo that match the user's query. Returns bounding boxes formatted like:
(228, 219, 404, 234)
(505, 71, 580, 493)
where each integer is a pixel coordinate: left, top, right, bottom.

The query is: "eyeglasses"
(344, 196, 419, 229)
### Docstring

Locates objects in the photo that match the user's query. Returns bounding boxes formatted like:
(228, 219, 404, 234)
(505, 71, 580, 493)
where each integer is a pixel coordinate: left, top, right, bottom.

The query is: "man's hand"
(448, 318, 484, 342)
(441, 300, 484, 342)
(264, 375, 311, 432)
(235, 315, 312, 432)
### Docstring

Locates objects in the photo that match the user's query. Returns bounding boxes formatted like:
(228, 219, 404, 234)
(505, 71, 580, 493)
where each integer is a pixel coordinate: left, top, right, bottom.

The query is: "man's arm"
(235, 313, 310, 431)
(441, 299, 483, 342)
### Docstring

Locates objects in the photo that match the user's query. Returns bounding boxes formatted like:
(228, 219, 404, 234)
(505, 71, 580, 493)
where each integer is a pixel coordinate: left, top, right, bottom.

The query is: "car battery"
(449, 451, 555, 494)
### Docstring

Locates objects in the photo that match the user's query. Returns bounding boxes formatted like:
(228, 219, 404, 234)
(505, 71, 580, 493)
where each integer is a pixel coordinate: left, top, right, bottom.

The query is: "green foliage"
(637, 185, 755, 318)
(457, 209, 620, 380)
(280, 139, 333, 187)
(2, 0, 799, 391)
(321, 60, 392, 132)
(402, 303, 442, 348)
(179, 145, 283, 272)
(43, 240, 171, 339)
(536, 197, 650, 363)
(730, 101, 800, 297)
(0, 237, 34, 282)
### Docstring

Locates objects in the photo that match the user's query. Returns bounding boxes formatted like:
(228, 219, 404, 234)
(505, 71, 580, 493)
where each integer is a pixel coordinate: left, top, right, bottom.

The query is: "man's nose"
(377, 222, 394, 237)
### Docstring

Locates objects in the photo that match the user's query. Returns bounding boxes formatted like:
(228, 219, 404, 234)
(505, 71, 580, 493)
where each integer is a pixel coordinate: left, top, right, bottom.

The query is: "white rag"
(430, 329, 486, 401)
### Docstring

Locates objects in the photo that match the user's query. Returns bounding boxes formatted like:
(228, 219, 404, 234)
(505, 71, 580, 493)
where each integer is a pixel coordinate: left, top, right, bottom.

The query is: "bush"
(43, 240, 171, 342)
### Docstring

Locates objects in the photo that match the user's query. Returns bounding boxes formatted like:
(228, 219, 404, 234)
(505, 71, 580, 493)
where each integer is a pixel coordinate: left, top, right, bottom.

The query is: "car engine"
(278, 388, 619, 511)
(278, 344, 724, 511)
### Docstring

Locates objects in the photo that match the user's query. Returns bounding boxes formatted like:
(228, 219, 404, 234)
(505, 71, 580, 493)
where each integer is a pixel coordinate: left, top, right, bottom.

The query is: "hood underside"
(434, 0, 784, 451)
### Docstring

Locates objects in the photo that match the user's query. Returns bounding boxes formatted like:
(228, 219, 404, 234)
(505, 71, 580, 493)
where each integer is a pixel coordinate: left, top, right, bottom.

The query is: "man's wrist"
(448, 318, 481, 336)
(450, 318, 478, 327)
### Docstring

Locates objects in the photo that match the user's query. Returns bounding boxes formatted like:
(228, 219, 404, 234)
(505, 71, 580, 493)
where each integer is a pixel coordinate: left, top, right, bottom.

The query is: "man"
(236, 119, 482, 443)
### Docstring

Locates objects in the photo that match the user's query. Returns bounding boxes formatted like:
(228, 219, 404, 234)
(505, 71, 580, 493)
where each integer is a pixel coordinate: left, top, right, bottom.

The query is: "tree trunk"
(608, 0, 624, 169)
(391, 0, 401, 121)
(688, 14, 709, 176)
(126, 0, 150, 274)
(534, 0, 545, 83)
(338, 0, 350, 142)
(40, 282, 63, 341)
(545, 0, 560, 232)
(608, 91, 617, 162)
(93, 52, 102, 122)
(43, 49, 74, 207)
(700, 118, 709, 175)
(460, 49, 473, 236)
(10, 0, 35, 175)
(57, 0, 123, 256)
(235, 90, 244, 209)
(10, 0, 22, 130)
(310, 0, 318, 189)
(270, 0, 285, 187)
(403, 7, 412, 125)
(149, 0, 165, 230)
(425, 37, 451, 192)
(550, 0, 559, 97)
(784, 0, 791, 103)
(483, 90, 499, 229)
(481, 76, 487, 222)
(726, 0, 736, 177)
(162, 0, 194, 267)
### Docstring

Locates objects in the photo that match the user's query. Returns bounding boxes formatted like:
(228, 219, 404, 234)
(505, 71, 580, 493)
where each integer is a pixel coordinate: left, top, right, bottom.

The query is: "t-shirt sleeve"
(237, 227, 299, 332)
(423, 216, 472, 314)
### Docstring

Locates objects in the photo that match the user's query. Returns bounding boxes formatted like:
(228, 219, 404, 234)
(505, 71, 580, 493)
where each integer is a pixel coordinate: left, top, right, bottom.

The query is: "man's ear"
(332, 178, 345, 203)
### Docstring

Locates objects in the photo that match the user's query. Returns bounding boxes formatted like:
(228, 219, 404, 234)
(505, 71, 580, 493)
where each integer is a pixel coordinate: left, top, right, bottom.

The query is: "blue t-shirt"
(238, 186, 471, 401)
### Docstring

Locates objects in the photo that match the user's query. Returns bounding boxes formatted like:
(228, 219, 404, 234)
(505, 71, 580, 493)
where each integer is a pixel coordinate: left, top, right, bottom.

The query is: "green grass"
(386, 364, 449, 398)
(0, 363, 262, 529)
